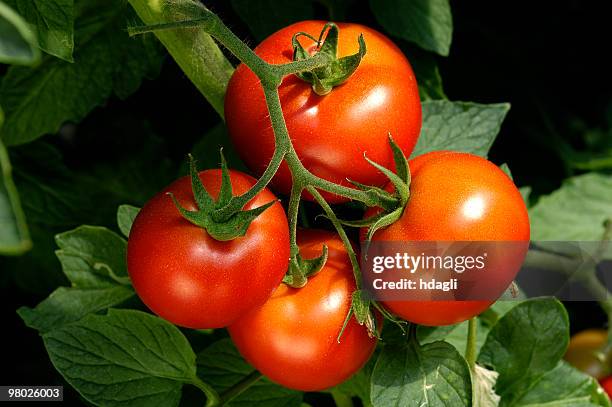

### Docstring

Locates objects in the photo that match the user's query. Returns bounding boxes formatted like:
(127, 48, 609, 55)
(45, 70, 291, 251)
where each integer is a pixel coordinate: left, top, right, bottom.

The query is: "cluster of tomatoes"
(127, 21, 530, 391)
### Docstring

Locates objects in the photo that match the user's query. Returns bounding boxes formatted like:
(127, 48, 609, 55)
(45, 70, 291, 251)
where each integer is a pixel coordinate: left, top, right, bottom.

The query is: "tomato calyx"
(292, 22, 366, 96)
(335, 136, 411, 252)
(168, 153, 277, 241)
(341, 290, 379, 340)
(283, 244, 329, 288)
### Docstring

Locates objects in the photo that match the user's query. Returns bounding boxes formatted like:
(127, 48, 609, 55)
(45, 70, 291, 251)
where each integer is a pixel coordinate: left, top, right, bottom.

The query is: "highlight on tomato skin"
(228, 229, 379, 392)
(362, 151, 531, 326)
(225, 20, 422, 203)
(126, 169, 290, 329)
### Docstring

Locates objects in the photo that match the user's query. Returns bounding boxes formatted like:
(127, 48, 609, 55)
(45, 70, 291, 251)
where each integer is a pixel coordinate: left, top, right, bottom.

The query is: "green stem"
(275, 53, 332, 76)
(220, 371, 262, 405)
(191, 377, 221, 407)
(129, 7, 401, 299)
(331, 389, 354, 407)
(465, 317, 478, 370)
(287, 182, 306, 287)
(308, 186, 363, 288)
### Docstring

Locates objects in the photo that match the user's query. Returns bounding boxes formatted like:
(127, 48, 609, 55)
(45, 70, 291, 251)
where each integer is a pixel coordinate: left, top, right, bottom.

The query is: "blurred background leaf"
(0, 106, 31, 255)
(4, 0, 75, 62)
(1, 0, 611, 404)
(369, 0, 452, 56)
(0, 0, 40, 65)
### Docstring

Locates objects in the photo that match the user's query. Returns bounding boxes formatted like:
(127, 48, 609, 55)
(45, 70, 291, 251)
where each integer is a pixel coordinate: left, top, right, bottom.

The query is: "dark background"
(1, 0, 611, 404)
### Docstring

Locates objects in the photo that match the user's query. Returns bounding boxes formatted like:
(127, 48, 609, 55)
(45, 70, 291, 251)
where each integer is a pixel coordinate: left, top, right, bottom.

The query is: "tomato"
(362, 151, 530, 326)
(127, 169, 290, 329)
(565, 329, 608, 379)
(600, 376, 612, 398)
(225, 21, 421, 202)
(228, 229, 378, 391)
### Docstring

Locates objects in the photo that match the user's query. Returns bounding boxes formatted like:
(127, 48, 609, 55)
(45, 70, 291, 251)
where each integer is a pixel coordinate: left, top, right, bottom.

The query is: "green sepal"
(363, 153, 409, 206)
(206, 200, 277, 241)
(372, 301, 408, 335)
(283, 244, 329, 287)
(346, 179, 397, 211)
(389, 135, 410, 185)
(292, 23, 367, 95)
(216, 149, 233, 207)
(363, 207, 404, 256)
(188, 154, 214, 210)
(337, 290, 380, 342)
(357, 136, 413, 253)
(167, 192, 209, 227)
(169, 153, 276, 242)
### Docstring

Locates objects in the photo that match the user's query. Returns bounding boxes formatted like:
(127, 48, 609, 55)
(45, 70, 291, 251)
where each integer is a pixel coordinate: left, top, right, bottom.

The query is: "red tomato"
(229, 229, 378, 391)
(225, 21, 422, 202)
(600, 376, 612, 398)
(362, 152, 530, 326)
(127, 169, 290, 329)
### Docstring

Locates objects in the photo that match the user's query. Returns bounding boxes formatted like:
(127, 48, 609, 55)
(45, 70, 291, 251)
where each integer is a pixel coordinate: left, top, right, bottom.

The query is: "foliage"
(1, 0, 610, 406)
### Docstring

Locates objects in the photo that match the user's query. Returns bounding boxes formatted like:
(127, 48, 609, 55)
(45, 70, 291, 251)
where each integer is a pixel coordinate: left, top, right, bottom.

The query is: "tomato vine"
(128, 7, 405, 307)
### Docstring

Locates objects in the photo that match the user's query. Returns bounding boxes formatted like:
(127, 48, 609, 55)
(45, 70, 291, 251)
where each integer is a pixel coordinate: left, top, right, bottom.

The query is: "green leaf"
(478, 298, 569, 403)
(371, 340, 472, 407)
(231, 0, 314, 41)
(0, 0, 40, 65)
(55, 225, 130, 287)
(0, 108, 31, 255)
(479, 300, 522, 328)
(4, 0, 74, 61)
(403, 46, 446, 100)
(519, 186, 531, 205)
(0, 0, 163, 146)
(9, 142, 106, 228)
(54, 227, 126, 277)
(369, 0, 453, 56)
(505, 361, 611, 407)
(18, 285, 134, 333)
(197, 338, 303, 407)
(6, 132, 173, 293)
(117, 204, 140, 238)
(43, 309, 197, 407)
(418, 319, 489, 356)
(329, 356, 376, 407)
(128, 0, 234, 118)
(530, 173, 612, 241)
(18, 225, 135, 331)
(412, 100, 510, 158)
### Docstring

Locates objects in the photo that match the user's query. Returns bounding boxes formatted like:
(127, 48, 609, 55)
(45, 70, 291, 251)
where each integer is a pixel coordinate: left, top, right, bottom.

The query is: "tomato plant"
(127, 169, 290, 328)
(3, 1, 611, 407)
(225, 20, 421, 202)
(364, 151, 530, 326)
(229, 229, 378, 391)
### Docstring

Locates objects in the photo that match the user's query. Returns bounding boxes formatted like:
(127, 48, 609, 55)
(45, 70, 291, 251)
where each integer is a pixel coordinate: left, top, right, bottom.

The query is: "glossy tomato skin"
(565, 329, 609, 379)
(127, 169, 290, 329)
(363, 152, 530, 326)
(228, 229, 378, 391)
(225, 21, 421, 202)
(600, 376, 612, 398)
